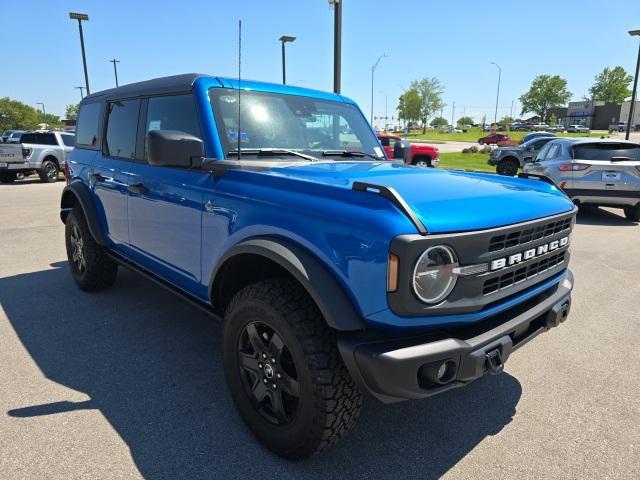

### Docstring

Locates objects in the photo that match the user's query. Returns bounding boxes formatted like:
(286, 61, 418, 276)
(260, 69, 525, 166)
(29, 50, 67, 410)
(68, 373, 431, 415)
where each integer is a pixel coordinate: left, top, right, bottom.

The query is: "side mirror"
(148, 130, 204, 168)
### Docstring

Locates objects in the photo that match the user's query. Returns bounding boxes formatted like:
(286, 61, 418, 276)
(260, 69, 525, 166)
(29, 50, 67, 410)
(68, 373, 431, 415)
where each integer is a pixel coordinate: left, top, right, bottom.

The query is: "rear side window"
(144, 94, 201, 159)
(573, 143, 640, 161)
(20, 133, 57, 145)
(76, 102, 102, 147)
(104, 99, 141, 159)
(61, 135, 76, 147)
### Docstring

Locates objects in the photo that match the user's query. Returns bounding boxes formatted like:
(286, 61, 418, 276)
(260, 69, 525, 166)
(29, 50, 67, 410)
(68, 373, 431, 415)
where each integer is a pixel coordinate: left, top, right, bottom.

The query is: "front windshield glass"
(209, 88, 381, 159)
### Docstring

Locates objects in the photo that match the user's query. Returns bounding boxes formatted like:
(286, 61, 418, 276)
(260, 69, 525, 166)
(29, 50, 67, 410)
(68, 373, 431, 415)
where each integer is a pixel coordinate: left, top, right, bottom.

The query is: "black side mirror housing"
(148, 130, 204, 168)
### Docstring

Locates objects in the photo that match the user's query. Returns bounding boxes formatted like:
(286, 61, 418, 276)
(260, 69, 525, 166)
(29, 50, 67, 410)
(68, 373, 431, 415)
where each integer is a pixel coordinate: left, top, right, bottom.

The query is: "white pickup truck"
(0, 131, 75, 183)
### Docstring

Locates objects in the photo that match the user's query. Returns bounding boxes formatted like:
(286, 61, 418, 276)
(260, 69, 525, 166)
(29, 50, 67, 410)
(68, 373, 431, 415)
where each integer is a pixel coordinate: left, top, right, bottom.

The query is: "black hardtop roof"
(81, 73, 212, 103)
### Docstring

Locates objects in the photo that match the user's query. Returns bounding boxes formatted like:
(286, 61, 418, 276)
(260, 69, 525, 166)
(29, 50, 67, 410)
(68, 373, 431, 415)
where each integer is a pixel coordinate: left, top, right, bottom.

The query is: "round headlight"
(412, 245, 458, 304)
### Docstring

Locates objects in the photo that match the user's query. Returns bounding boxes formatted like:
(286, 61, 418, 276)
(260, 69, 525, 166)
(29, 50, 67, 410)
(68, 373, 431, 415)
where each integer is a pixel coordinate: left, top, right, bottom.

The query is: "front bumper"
(339, 269, 573, 403)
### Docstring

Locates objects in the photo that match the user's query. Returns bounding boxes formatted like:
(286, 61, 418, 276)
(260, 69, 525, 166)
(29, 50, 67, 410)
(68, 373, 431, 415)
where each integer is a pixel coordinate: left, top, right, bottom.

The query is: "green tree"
(588, 66, 633, 104)
(65, 104, 79, 120)
(430, 116, 448, 127)
(519, 75, 572, 122)
(457, 115, 473, 126)
(410, 77, 445, 134)
(0, 97, 40, 131)
(396, 88, 421, 128)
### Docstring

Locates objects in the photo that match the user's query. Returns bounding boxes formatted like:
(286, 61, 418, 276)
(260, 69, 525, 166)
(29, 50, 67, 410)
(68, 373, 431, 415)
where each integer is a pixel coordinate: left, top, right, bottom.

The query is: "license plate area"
(0, 162, 7, 168)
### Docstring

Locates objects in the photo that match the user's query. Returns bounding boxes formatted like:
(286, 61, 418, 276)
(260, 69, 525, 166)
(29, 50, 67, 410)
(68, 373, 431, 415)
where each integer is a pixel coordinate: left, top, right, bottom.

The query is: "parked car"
(440, 125, 462, 134)
(608, 122, 627, 133)
(2, 130, 19, 143)
(549, 124, 566, 133)
(566, 124, 590, 134)
(488, 136, 557, 176)
(478, 133, 510, 145)
(5, 130, 26, 143)
(0, 131, 75, 183)
(531, 123, 550, 131)
(511, 123, 529, 131)
(60, 73, 576, 459)
(524, 138, 640, 221)
(377, 134, 439, 167)
(521, 131, 555, 144)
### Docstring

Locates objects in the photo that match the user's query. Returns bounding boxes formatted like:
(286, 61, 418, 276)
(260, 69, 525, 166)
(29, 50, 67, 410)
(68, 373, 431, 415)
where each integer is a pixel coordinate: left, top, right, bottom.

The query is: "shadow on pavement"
(3, 262, 521, 480)
(575, 205, 637, 227)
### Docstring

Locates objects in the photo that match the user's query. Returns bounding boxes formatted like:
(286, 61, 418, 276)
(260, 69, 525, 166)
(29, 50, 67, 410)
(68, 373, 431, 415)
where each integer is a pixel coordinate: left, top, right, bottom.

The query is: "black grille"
(488, 217, 572, 252)
(483, 251, 567, 295)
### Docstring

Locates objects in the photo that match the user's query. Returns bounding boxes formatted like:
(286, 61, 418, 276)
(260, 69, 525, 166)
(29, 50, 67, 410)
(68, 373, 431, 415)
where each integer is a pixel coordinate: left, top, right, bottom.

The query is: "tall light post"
(36, 103, 46, 125)
(110, 58, 120, 87)
(370, 54, 387, 126)
(491, 62, 501, 124)
(278, 36, 296, 85)
(76, 86, 85, 99)
(626, 29, 640, 140)
(328, 0, 342, 93)
(69, 12, 90, 95)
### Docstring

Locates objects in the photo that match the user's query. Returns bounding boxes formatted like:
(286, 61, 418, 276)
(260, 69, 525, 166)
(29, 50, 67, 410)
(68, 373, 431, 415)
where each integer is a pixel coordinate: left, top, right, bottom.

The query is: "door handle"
(89, 172, 105, 183)
(128, 182, 149, 196)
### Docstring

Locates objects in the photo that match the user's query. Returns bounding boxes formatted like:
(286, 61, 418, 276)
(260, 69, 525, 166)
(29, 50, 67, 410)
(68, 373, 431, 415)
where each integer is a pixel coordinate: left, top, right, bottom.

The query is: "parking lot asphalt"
(1, 181, 639, 480)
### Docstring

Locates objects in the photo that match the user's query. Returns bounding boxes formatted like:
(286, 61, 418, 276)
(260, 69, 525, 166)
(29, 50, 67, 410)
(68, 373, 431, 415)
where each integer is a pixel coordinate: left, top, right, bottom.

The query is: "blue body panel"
(69, 74, 575, 332)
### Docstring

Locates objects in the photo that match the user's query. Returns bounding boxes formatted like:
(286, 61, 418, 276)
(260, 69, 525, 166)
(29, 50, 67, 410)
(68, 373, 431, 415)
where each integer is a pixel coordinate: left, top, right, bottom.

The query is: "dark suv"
(60, 74, 576, 459)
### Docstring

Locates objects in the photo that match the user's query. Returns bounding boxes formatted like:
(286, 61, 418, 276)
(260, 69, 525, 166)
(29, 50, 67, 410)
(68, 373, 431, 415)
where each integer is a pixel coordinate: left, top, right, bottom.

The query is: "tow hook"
(485, 349, 504, 375)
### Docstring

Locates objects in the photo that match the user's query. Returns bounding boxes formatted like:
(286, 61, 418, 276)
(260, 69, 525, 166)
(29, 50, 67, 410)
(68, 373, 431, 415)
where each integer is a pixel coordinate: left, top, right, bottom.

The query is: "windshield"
(209, 88, 381, 159)
(573, 143, 640, 161)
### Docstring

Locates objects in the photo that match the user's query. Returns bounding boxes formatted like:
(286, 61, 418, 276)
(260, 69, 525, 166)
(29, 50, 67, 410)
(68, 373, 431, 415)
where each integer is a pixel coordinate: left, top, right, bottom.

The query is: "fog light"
(418, 359, 458, 386)
(437, 362, 448, 381)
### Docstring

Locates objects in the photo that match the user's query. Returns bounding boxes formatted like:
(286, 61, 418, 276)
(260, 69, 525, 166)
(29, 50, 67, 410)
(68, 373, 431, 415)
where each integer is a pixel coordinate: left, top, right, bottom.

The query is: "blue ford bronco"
(61, 74, 576, 459)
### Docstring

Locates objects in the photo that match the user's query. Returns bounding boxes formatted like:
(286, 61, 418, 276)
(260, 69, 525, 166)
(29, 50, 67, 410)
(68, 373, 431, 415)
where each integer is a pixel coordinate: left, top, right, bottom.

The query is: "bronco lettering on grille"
(490, 236, 569, 271)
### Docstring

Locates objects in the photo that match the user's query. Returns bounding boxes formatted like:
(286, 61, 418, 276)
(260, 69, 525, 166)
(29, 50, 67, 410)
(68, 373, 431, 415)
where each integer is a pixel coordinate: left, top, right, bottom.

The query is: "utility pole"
(76, 86, 85, 99)
(491, 62, 501, 124)
(451, 102, 455, 126)
(278, 36, 296, 84)
(69, 12, 90, 94)
(626, 29, 640, 140)
(36, 103, 46, 122)
(110, 58, 120, 87)
(510, 99, 515, 119)
(329, 0, 342, 93)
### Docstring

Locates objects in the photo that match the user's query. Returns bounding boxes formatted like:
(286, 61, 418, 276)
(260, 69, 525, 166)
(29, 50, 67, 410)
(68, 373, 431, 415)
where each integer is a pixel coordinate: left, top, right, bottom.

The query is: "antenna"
(237, 19, 242, 160)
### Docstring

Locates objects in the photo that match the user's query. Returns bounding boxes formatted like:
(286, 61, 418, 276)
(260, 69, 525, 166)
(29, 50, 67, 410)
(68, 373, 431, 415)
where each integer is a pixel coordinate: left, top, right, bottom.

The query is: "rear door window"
(545, 144, 561, 161)
(20, 133, 57, 145)
(76, 102, 103, 147)
(104, 99, 141, 159)
(61, 135, 76, 147)
(572, 143, 640, 161)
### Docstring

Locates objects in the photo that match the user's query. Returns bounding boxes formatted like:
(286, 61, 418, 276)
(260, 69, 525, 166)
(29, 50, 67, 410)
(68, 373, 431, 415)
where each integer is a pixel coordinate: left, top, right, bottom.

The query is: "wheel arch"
(60, 182, 108, 247)
(209, 237, 366, 331)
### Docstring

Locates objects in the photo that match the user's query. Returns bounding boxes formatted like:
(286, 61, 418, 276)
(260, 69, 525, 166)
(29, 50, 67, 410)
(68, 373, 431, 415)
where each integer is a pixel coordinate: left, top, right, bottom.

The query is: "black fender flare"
(209, 237, 367, 331)
(60, 182, 108, 247)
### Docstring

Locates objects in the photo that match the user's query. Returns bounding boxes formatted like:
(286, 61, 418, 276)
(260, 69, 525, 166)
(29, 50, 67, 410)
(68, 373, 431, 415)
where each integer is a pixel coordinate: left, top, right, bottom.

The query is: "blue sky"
(2, 0, 639, 124)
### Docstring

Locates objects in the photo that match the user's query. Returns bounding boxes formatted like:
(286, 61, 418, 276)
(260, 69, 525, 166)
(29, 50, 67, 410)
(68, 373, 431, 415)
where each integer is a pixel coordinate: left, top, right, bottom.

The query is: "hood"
(263, 162, 574, 233)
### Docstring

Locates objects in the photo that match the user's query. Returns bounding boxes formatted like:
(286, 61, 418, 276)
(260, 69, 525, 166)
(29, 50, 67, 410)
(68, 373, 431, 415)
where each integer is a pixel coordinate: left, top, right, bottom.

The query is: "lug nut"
(276, 373, 282, 379)
(258, 363, 262, 369)
(263, 378, 268, 384)
(271, 358, 276, 363)
(273, 384, 277, 389)
(262, 353, 267, 359)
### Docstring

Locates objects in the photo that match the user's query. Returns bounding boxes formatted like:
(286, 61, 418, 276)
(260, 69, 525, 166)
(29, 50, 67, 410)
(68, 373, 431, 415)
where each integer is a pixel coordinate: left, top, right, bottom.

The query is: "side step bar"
(106, 252, 222, 321)
(352, 181, 428, 235)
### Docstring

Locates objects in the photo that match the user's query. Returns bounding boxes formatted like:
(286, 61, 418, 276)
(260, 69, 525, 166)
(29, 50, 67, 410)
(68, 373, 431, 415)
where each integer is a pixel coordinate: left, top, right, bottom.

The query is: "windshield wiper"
(321, 150, 381, 161)
(228, 148, 319, 162)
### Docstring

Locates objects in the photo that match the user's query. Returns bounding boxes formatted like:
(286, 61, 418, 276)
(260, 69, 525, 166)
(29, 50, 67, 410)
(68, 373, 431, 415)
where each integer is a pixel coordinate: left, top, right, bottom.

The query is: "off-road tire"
(497, 158, 519, 176)
(624, 205, 640, 222)
(38, 159, 59, 183)
(65, 208, 118, 291)
(0, 171, 17, 183)
(223, 278, 362, 460)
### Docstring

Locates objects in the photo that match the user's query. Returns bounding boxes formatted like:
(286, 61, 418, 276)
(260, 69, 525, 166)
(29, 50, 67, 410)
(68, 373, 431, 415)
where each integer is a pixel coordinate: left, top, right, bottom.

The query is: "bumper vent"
(489, 217, 572, 252)
(483, 251, 567, 295)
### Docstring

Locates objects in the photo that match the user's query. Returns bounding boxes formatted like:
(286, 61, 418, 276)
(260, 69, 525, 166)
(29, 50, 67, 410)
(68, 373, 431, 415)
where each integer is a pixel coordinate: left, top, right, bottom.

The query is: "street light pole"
(626, 30, 640, 140)
(110, 58, 120, 87)
(278, 36, 296, 84)
(69, 12, 90, 95)
(370, 54, 387, 126)
(329, 0, 342, 93)
(76, 86, 85, 99)
(491, 62, 501, 124)
(36, 103, 46, 124)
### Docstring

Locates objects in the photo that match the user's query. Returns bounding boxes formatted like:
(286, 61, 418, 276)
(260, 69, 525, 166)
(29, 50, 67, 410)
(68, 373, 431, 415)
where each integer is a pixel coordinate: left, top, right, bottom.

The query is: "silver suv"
(524, 138, 640, 221)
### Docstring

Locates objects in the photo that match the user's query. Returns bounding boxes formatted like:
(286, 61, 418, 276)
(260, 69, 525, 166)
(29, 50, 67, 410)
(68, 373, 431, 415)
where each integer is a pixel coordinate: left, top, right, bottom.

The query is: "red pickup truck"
(377, 134, 439, 167)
